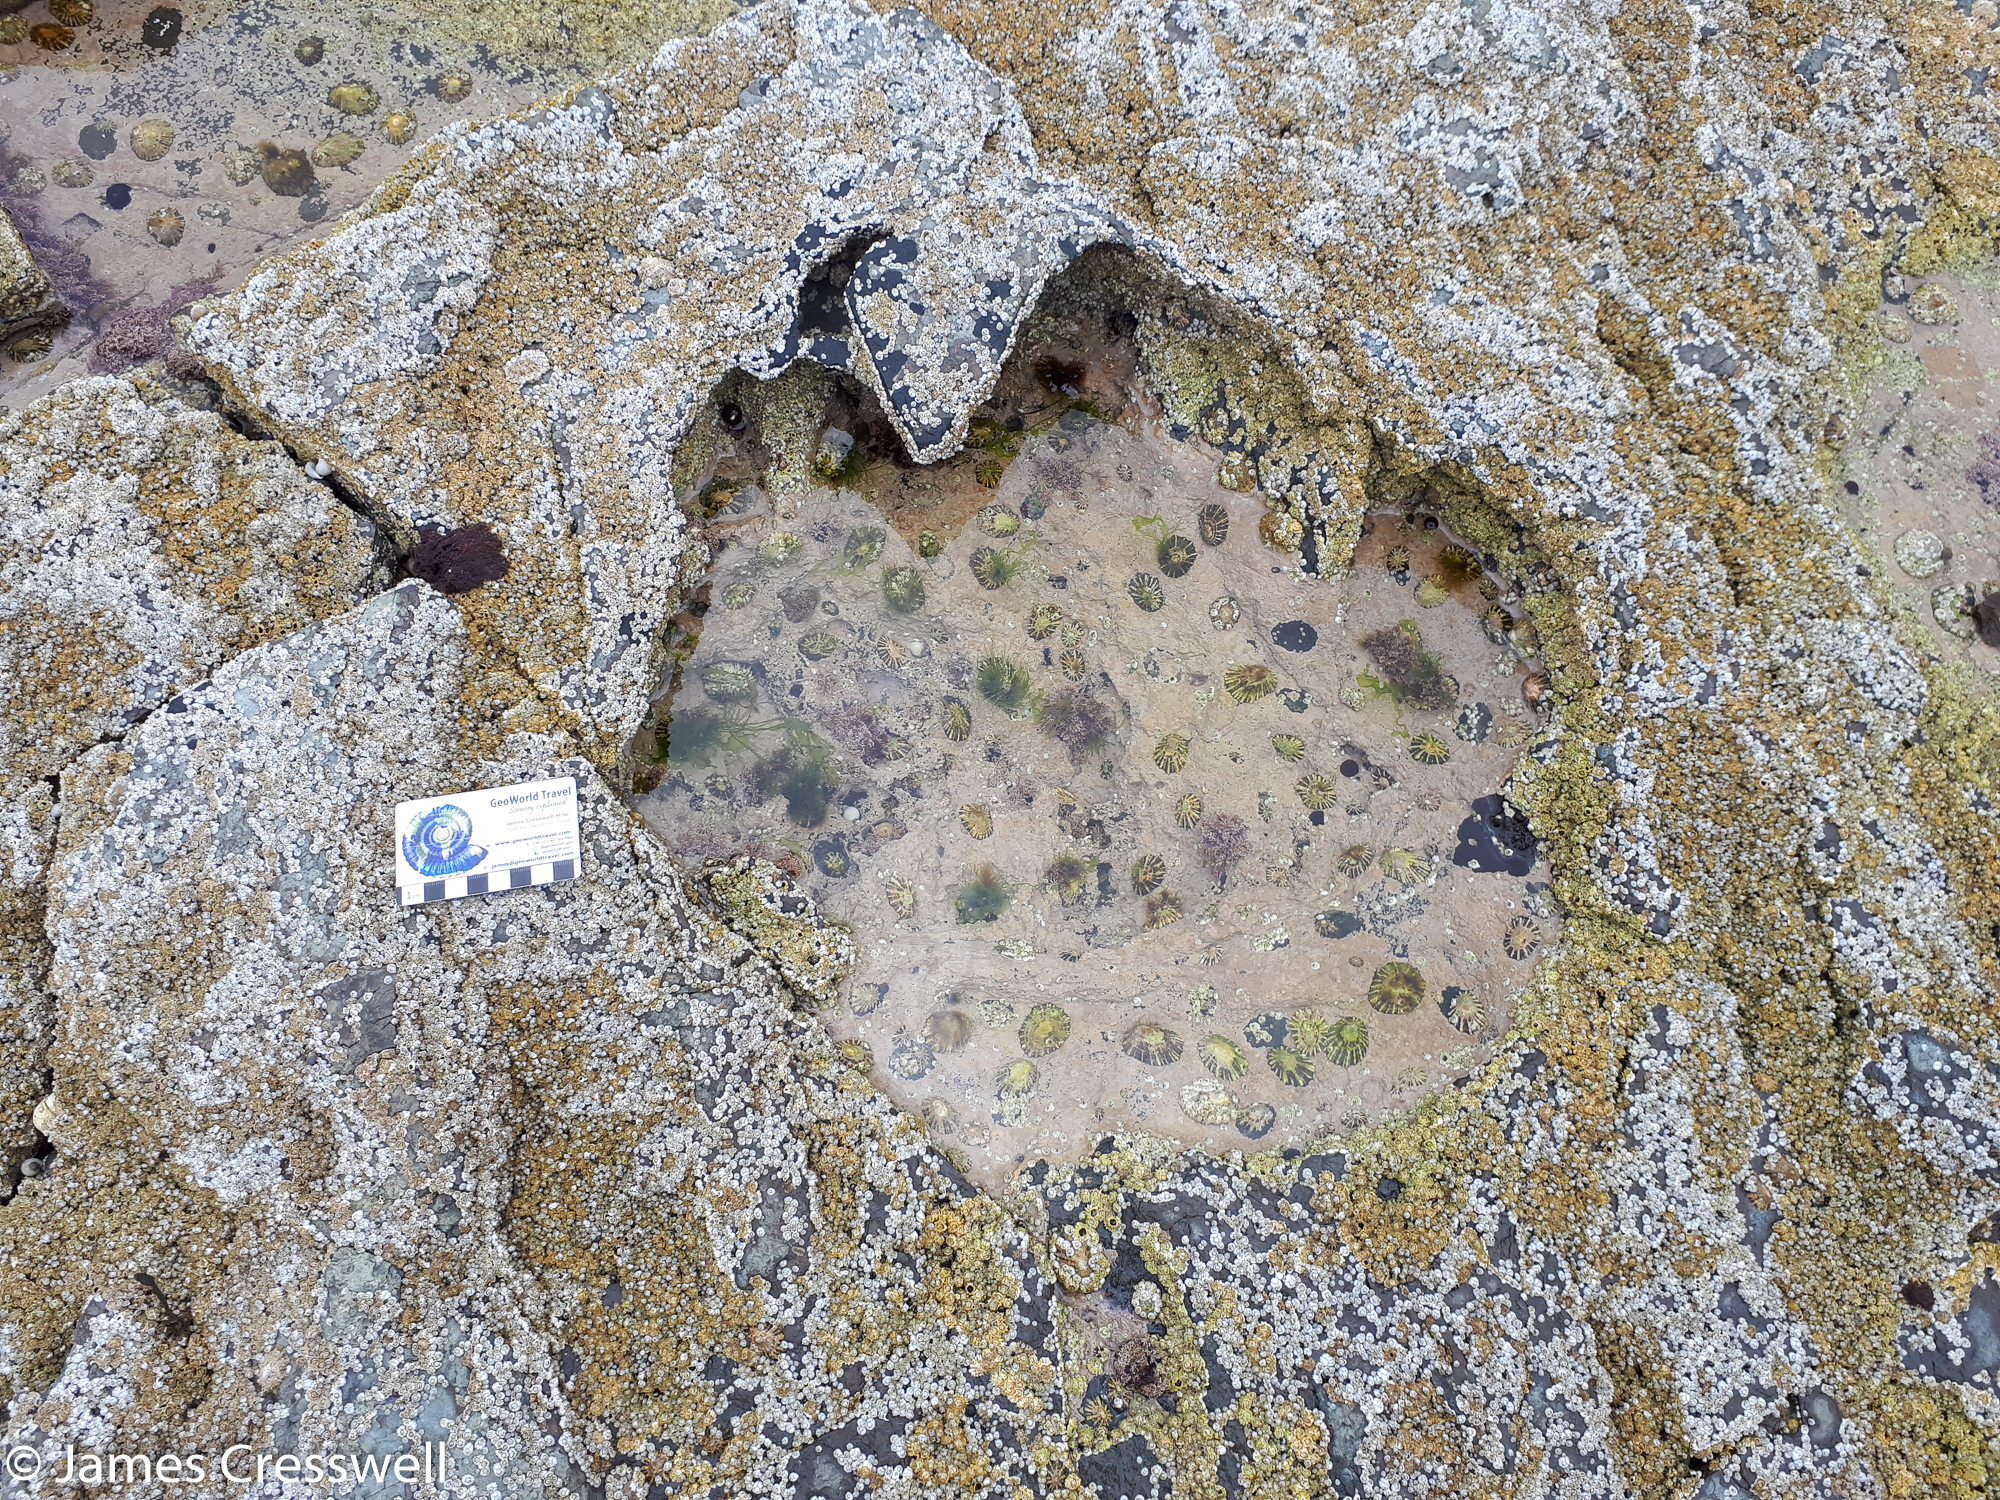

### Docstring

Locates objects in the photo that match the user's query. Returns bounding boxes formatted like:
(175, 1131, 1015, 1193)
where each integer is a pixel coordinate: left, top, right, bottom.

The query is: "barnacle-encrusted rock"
(0, 206, 66, 345)
(0, 377, 380, 1186)
(12, 0, 2000, 1488)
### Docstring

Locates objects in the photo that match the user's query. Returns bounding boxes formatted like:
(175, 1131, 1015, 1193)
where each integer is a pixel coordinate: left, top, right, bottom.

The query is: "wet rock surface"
(0, 0, 1997, 1493)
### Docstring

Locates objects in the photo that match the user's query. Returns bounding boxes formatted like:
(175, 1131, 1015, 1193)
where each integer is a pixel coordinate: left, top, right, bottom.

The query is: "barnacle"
(1173, 793, 1203, 829)
(1440, 988, 1485, 1033)
(922, 1009, 974, 1053)
(1143, 892, 1184, 929)
(1027, 603, 1064, 640)
(841, 527, 886, 570)
(1182, 1080, 1242, 1127)
(1059, 648, 1087, 679)
(1288, 1009, 1331, 1058)
(888, 1038, 936, 1080)
(1045, 854, 1090, 907)
(955, 864, 1012, 923)
(941, 696, 972, 743)
(1368, 960, 1425, 1016)
(1267, 1046, 1315, 1087)
(1380, 847, 1431, 887)
(995, 1059, 1039, 1098)
(1197, 504, 1231, 546)
(1019, 1003, 1074, 1057)
(1123, 1022, 1184, 1067)
(881, 565, 927, 614)
(970, 547, 1021, 590)
(1187, 984, 1218, 1022)
(977, 653, 1034, 710)
(1334, 844, 1375, 879)
(1324, 1015, 1371, 1067)
(1504, 915, 1542, 959)
(1223, 664, 1278, 704)
(1244, 1012, 1288, 1050)
(1294, 773, 1338, 810)
(885, 878, 916, 920)
(759, 531, 805, 565)
(1131, 853, 1168, 896)
(1209, 596, 1241, 630)
(797, 629, 840, 661)
(1153, 733, 1190, 773)
(1258, 509, 1302, 550)
(918, 530, 944, 559)
(1127, 572, 1166, 612)
(979, 503, 1022, 538)
(1157, 534, 1199, 578)
(958, 803, 994, 839)
(1409, 733, 1451, 766)
(1197, 1035, 1249, 1080)
(1271, 734, 1306, 762)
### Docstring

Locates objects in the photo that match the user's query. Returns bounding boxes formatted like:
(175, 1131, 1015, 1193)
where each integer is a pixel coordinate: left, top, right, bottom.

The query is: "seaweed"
(1358, 619, 1455, 711)
(1036, 688, 1115, 758)
(409, 523, 510, 595)
(955, 863, 1013, 924)
(977, 653, 1035, 710)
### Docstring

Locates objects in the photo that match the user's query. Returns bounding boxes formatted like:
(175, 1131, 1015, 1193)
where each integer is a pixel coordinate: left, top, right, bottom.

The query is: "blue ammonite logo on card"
(401, 803, 487, 877)
(393, 776, 581, 907)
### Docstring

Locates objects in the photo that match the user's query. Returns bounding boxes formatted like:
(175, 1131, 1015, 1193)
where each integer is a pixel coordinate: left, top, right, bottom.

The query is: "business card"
(394, 776, 581, 906)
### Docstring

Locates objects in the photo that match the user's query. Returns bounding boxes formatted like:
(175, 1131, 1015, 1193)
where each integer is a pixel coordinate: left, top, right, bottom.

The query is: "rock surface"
(0, 376, 381, 1185)
(0, 206, 63, 346)
(0, 0, 1997, 1494)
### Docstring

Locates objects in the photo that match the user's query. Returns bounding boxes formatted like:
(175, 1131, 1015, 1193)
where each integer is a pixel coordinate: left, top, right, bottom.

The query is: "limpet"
(1367, 960, 1424, 1016)
(1153, 733, 1190, 774)
(1197, 1034, 1249, 1080)
(1019, 1004, 1073, 1057)
(1122, 1022, 1184, 1066)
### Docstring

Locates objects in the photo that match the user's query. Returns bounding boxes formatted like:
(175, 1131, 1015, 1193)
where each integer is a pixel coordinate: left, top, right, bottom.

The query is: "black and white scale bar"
(400, 860, 578, 907)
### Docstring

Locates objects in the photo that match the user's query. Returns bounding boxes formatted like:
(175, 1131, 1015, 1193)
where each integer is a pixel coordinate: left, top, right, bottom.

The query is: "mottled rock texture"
(0, 377, 382, 1187)
(1, 0, 1998, 1494)
(0, 205, 63, 345)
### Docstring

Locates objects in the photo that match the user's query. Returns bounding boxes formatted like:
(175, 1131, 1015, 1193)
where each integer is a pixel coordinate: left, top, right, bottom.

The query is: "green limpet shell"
(1196, 503, 1230, 546)
(958, 803, 994, 839)
(1019, 1003, 1074, 1058)
(995, 1059, 1039, 1098)
(837, 1040, 873, 1071)
(1173, 792, 1202, 829)
(888, 1038, 936, 1080)
(1380, 847, 1431, 887)
(328, 80, 380, 116)
(884, 878, 916, 919)
(797, 629, 839, 660)
(1368, 960, 1424, 1016)
(1504, 915, 1542, 959)
(841, 527, 886, 569)
(1410, 733, 1451, 765)
(1335, 844, 1374, 878)
(1236, 1102, 1276, 1139)
(1197, 1034, 1249, 1081)
(1122, 1022, 1184, 1067)
(1267, 1045, 1315, 1087)
(1157, 534, 1199, 578)
(1224, 664, 1277, 704)
(130, 119, 176, 162)
(1027, 603, 1064, 640)
(881, 565, 927, 613)
(941, 696, 972, 743)
(1288, 1008, 1331, 1058)
(1243, 1011, 1288, 1049)
(922, 1009, 973, 1053)
(1414, 575, 1451, 608)
(759, 531, 805, 564)
(310, 131, 365, 168)
(1271, 734, 1306, 762)
(1324, 1015, 1371, 1066)
(1059, 648, 1087, 679)
(722, 582, 755, 609)
(700, 663, 758, 705)
(1127, 572, 1165, 611)
(976, 653, 1033, 710)
(979, 504, 1021, 537)
(1131, 853, 1167, 896)
(1153, 733, 1190, 773)
(970, 547, 1018, 590)
(1440, 989, 1484, 1033)
(1385, 544, 1411, 572)
(1294, 772, 1338, 810)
